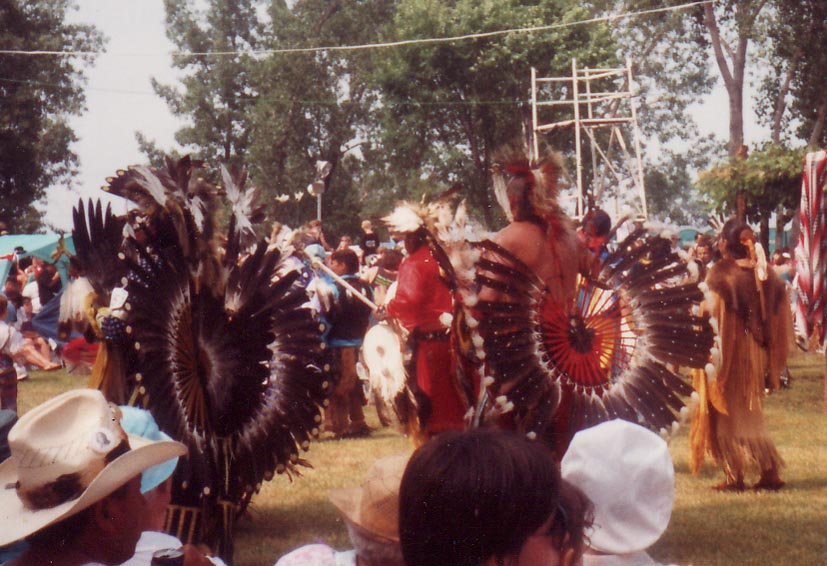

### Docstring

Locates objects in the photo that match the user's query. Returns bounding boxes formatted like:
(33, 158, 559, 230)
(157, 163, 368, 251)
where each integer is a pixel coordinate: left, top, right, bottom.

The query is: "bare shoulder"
(493, 222, 546, 250)
(492, 222, 548, 267)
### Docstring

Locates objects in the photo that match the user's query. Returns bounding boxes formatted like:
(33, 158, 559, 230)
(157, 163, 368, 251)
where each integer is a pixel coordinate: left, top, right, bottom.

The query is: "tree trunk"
(774, 207, 785, 252)
(808, 96, 827, 148)
(770, 49, 803, 144)
(704, 1, 768, 219)
(759, 213, 770, 255)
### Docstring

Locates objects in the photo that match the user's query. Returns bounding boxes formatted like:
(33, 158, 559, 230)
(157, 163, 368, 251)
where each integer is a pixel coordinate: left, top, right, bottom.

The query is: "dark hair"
(695, 234, 713, 250)
(330, 248, 360, 274)
(379, 249, 404, 271)
(583, 209, 611, 238)
(0, 295, 7, 318)
(721, 217, 750, 260)
(399, 428, 563, 566)
(507, 176, 544, 226)
(557, 480, 594, 557)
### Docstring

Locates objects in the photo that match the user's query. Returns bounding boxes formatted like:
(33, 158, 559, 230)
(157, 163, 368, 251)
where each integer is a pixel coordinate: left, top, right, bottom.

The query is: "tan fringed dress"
(690, 257, 790, 485)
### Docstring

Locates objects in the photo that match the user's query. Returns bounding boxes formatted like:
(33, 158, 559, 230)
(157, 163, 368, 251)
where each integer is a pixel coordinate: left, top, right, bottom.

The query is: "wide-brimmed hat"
(0, 389, 187, 546)
(329, 453, 409, 543)
(561, 419, 674, 555)
(119, 405, 180, 494)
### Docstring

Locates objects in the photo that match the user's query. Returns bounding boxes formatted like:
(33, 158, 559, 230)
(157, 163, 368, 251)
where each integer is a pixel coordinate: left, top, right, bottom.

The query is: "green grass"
(15, 351, 827, 565)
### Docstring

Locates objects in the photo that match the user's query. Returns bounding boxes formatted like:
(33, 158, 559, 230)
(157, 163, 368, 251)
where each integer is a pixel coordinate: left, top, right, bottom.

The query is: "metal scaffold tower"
(531, 57, 647, 220)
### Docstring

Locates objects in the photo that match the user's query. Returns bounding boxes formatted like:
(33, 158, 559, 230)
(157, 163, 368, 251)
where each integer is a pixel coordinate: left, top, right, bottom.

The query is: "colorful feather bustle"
(72, 156, 331, 561)
(459, 229, 714, 451)
(794, 150, 827, 346)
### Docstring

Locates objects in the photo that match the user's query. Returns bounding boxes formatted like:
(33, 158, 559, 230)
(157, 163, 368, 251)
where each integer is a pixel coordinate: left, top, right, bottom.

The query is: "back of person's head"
(330, 248, 360, 275)
(583, 209, 611, 239)
(399, 428, 577, 566)
(379, 248, 404, 271)
(561, 419, 674, 556)
(720, 217, 751, 260)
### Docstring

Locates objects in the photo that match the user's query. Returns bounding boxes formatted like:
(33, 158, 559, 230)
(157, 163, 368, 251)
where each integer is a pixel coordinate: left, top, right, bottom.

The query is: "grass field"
(15, 351, 827, 565)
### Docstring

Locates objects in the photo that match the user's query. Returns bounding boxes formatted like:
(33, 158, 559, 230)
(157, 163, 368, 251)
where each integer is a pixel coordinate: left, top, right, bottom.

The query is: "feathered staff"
(794, 150, 827, 347)
(75, 156, 331, 561)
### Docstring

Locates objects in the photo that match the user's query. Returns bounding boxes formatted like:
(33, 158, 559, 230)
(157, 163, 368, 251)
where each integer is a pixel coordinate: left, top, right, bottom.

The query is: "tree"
(149, 0, 262, 169)
(0, 0, 103, 232)
(696, 143, 803, 249)
(700, 0, 772, 219)
(368, 0, 619, 228)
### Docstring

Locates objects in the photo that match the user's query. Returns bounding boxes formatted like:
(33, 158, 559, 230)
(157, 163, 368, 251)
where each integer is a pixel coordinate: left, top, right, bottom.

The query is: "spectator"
(399, 428, 589, 566)
(562, 419, 679, 566)
(325, 249, 374, 438)
(118, 405, 224, 566)
(0, 389, 186, 566)
(359, 220, 380, 262)
(0, 296, 60, 411)
(36, 263, 62, 307)
(275, 453, 408, 566)
(307, 219, 334, 252)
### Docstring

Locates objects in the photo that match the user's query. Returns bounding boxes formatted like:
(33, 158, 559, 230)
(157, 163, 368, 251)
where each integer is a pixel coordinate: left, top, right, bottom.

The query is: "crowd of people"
(0, 155, 802, 566)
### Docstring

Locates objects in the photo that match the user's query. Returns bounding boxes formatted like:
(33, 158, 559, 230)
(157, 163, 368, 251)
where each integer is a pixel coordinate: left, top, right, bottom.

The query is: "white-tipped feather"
(439, 312, 453, 328)
(705, 362, 717, 382)
(708, 316, 719, 334)
(383, 205, 424, 233)
(472, 334, 484, 349)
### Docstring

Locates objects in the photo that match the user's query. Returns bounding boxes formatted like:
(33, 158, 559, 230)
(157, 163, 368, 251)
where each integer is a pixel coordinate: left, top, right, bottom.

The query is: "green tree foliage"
(0, 0, 103, 232)
(755, 0, 827, 148)
(696, 143, 804, 249)
(248, 0, 394, 238)
(152, 0, 261, 169)
(368, 0, 618, 228)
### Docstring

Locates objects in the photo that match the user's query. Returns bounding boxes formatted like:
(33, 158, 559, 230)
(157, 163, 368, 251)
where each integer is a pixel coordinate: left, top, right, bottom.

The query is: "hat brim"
(329, 485, 399, 544)
(0, 434, 186, 546)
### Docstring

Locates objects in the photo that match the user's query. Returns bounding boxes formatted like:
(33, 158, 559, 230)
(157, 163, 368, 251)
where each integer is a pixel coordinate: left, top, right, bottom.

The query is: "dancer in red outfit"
(383, 209, 466, 443)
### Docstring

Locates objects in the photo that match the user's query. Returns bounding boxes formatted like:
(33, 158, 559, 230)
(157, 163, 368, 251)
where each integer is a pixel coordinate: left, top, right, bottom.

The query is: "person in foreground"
(275, 453, 409, 566)
(562, 420, 679, 566)
(0, 389, 186, 566)
(399, 427, 590, 566)
(117, 405, 224, 566)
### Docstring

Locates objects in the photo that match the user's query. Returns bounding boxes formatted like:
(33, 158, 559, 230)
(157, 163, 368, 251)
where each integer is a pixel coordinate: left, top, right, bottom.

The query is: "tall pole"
(572, 58, 584, 218)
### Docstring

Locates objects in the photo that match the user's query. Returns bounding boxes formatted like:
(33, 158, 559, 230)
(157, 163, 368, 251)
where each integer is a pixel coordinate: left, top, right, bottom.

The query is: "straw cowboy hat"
(0, 389, 186, 546)
(328, 453, 409, 543)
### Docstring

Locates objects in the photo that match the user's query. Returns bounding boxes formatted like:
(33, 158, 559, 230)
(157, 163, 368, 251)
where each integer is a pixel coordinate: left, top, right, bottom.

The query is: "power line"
(0, 1, 713, 58)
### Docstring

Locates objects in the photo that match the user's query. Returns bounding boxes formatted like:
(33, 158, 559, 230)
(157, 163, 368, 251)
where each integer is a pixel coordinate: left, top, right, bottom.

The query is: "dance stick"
(311, 257, 379, 311)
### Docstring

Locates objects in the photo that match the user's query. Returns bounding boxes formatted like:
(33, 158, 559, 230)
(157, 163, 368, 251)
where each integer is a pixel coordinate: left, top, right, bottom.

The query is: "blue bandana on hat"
(119, 405, 179, 494)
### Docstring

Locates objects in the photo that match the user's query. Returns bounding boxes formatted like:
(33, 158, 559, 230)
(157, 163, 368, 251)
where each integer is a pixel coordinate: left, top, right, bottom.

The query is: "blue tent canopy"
(0, 234, 75, 287)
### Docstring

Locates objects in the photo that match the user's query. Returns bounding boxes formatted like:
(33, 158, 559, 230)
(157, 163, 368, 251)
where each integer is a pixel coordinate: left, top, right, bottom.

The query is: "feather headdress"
(491, 145, 564, 223)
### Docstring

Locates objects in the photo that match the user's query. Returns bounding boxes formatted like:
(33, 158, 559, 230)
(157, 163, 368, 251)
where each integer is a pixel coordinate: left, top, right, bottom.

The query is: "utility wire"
(0, 0, 713, 58)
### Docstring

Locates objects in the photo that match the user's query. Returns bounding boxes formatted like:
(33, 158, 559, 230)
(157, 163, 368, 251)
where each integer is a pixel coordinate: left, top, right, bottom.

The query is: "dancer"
(382, 200, 467, 442)
(690, 218, 789, 491)
(463, 150, 712, 456)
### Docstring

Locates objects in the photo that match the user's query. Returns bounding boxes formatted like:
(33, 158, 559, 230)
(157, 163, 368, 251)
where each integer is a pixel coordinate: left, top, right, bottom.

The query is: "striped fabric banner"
(794, 150, 827, 346)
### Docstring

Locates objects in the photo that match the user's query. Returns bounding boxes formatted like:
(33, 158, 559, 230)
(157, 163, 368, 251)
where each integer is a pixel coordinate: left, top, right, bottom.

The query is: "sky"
(41, 0, 768, 231)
